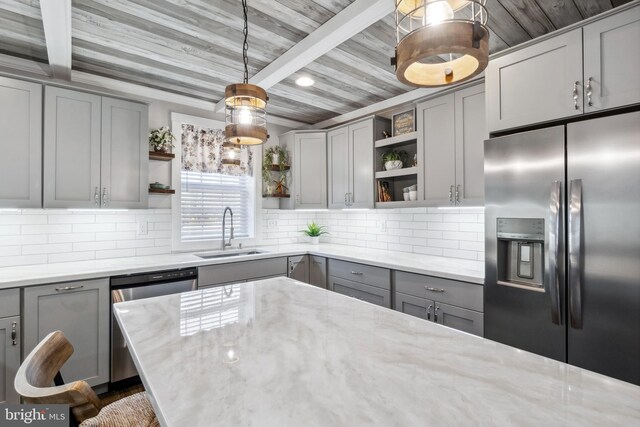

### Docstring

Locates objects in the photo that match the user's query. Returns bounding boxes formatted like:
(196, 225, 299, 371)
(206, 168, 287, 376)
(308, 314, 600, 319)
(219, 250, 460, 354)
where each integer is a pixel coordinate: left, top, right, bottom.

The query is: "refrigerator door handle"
(547, 180, 562, 325)
(569, 179, 583, 329)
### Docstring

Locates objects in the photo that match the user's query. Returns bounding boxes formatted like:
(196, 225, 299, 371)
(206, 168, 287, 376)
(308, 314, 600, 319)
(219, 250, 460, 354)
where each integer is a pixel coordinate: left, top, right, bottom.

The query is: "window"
(171, 114, 256, 251)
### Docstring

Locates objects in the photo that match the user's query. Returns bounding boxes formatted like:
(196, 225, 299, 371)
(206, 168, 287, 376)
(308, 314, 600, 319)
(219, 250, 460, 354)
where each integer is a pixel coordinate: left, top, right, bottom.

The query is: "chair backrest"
(14, 331, 102, 422)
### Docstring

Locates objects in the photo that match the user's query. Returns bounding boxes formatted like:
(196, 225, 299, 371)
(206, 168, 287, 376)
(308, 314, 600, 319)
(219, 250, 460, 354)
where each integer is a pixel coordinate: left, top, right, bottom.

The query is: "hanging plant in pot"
(149, 127, 175, 153)
(300, 222, 329, 244)
(383, 149, 408, 171)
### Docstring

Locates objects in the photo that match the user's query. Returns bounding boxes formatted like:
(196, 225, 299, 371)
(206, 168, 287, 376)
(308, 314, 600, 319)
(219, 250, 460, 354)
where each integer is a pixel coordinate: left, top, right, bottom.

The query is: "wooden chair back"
(14, 331, 102, 422)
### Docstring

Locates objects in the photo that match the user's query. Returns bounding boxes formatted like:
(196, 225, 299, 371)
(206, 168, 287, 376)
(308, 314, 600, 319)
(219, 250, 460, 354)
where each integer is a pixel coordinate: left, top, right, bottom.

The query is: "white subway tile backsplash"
(0, 209, 172, 267)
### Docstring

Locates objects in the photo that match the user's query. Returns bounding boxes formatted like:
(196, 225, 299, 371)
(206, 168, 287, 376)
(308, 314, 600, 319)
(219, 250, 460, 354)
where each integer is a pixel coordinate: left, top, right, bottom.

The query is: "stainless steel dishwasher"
(110, 268, 197, 383)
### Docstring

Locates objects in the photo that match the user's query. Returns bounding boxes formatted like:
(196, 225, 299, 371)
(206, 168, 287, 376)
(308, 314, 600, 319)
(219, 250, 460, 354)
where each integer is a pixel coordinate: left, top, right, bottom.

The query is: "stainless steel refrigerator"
(484, 111, 640, 385)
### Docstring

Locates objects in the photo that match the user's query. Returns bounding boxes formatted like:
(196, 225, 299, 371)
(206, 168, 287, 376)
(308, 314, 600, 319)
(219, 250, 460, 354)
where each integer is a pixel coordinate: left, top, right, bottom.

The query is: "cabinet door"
(327, 126, 349, 208)
(395, 292, 434, 322)
(583, 5, 640, 112)
(435, 302, 483, 336)
(454, 84, 486, 206)
(294, 133, 327, 209)
(0, 77, 42, 208)
(418, 94, 456, 205)
(44, 87, 102, 208)
(329, 276, 391, 308)
(288, 255, 310, 283)
(486, 29, 583, 133)
(23, 279, 110, 386)
(101, 97, 149, 209)
(0, 316, 20, 404)
(348, 120, 374, 209)
(309, 256, 327, 289)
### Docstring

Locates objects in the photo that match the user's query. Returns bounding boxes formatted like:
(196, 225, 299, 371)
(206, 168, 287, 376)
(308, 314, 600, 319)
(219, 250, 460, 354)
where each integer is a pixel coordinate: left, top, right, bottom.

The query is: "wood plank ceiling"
(0, 0, 634, 124)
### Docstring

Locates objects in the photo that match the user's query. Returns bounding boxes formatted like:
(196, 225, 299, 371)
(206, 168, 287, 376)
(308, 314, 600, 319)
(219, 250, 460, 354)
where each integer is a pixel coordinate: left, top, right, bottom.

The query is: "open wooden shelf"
(375, 200, 421, 209)
(149, 188, 175, 194)
(262, 194, 290, 198)
(149, 151, 175, 161)
(375, 131, 418, 148)
(375, 167, 418, 179)
(266, 165, 290, 171)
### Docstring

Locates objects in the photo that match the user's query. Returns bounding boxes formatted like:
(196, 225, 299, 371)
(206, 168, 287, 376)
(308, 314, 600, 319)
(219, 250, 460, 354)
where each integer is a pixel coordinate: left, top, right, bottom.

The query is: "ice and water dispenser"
(496, 218, 545, 289)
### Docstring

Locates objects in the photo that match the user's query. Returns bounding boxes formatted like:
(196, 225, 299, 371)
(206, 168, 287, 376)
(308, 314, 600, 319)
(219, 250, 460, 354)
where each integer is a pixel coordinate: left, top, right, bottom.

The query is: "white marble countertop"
(114, 277, 640, 427)
(0, 243, 484, 289)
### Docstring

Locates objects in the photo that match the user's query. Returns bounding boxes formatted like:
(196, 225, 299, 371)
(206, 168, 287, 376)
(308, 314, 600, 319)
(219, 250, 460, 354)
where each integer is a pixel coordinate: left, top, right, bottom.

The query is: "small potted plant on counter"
(149, 126, 175, 153)
(382, 149, 408, 170)
(300, 222, 329, 245)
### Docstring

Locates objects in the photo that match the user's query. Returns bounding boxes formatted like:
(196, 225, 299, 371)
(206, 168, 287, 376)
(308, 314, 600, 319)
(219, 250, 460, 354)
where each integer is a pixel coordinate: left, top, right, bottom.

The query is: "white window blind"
(180, 170, 253, 242)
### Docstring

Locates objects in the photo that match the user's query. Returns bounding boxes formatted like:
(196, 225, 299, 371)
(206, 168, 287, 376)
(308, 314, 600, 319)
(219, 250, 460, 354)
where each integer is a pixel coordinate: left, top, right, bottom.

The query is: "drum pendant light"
(224, 0, 268, 145)
(393, 0, 489, 87)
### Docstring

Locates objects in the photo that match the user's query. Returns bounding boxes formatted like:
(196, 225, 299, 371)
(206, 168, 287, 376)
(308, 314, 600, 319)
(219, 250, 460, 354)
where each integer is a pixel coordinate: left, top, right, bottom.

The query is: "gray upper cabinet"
(44, 86, 102, 208)
(0, 77, 42, 208)
(288, 255, 310, 283)
(418, 93, 456, 205)
(328, 119, 376, 209)
(23, 279, 110, 387)
(486, 29, 583, 133)
(281, 132, 327, 209)
(309, 256, 327, 289)
(417, 84, 485, 206)
(454, 84, 486, 206)
(101, 97, 149, 209)
(583, 5, 640, 113)
(327, 126, 350, 209)
(44, 86, 148, 209)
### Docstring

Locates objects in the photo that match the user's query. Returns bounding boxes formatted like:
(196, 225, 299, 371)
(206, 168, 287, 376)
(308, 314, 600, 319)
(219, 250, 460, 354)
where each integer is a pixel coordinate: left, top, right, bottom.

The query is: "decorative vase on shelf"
(154, 145, 168, 153)
(385, 160, 403, 171)
(309, 236, 320, 245)
(272, 153, 280, 165)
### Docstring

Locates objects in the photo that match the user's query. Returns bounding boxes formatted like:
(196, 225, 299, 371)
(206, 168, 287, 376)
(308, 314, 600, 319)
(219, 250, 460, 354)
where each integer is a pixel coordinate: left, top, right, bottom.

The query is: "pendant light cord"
(242, 0, 249, 84)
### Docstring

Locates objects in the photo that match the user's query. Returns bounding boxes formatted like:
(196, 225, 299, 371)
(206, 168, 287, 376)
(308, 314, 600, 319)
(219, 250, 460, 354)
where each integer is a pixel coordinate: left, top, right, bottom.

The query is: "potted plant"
(300, 222, 329, 244)
(382, 149, 408, 170)
(262, 146, 289, 194)
(149, 127, 175, 153)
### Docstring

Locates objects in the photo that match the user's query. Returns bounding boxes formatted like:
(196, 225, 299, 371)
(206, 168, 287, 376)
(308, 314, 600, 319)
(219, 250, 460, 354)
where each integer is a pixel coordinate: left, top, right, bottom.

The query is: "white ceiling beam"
(40, 0, 72, 80)
(214, 0, 393, 112)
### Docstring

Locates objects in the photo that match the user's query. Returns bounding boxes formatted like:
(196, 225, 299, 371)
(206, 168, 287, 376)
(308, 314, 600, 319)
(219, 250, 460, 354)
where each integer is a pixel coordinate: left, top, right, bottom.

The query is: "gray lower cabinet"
(0, 289, 20, 404)
(0, 77, 42, 208)
(198, 258, 288, 288)
(288, 255, 310, 283)
(23, 279, 110, 386)
(44, 86, 149, 209)
(309, 256, 327, 289)
(394, 271, 484, 336)
(329, 276, 391, 308)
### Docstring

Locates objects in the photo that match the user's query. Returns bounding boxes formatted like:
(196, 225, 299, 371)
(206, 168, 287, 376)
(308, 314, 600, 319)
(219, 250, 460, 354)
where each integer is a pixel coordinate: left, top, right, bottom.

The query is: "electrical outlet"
(267, 219, 277, 229)
(378, 220, 387, 232)
(137, 221, 148, 236)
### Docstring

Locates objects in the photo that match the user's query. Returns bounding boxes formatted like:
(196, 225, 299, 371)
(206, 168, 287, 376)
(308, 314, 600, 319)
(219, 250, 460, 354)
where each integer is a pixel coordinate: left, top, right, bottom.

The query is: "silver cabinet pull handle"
(547, 180, 562, 325)
(586, 77, 593, 107)
(350, 271, 363, 275)
(94, 187, 100, 207)
(573, 81, 580, 110)
(425, 286, 445, 293)
(455, 184, 460, 204)
(434, 306, 440, 322)
(102, 187, 109, 207)
(11, 321, 17, 346)
(344, 192, 348, 206)
(449, 185, 454, 204)
(568, 179, 583, 329)
(426, 304, 433, 321)
(55, 285, 84, 292)
(348, 192, 353, 207)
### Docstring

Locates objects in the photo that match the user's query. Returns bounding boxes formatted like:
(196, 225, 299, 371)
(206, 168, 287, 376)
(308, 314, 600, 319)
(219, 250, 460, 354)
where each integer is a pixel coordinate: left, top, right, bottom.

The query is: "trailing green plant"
(300, 222, 329, 237)
(382, 149, 408, 163)
(149, 126, 175, 151)
(262, 145, 289, 184)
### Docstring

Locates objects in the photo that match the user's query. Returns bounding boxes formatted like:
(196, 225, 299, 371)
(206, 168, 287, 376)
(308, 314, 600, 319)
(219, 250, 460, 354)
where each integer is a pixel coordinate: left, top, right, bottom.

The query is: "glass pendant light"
(224, 0, 268, 145)
(393, 0, 489, 87)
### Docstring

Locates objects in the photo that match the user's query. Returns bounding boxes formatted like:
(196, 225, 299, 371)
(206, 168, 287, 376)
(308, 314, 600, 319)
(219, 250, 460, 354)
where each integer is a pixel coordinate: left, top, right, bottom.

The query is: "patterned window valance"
(181, 124, 253, 177)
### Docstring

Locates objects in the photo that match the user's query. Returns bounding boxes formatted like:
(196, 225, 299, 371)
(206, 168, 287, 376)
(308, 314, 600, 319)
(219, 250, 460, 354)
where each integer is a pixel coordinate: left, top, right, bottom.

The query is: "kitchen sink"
(196, 250, 266, 259)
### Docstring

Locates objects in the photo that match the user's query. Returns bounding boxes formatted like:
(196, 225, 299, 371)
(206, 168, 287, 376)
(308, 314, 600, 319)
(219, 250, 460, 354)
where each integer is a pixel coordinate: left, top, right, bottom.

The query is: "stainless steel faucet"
(221, 207, 234, 250)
